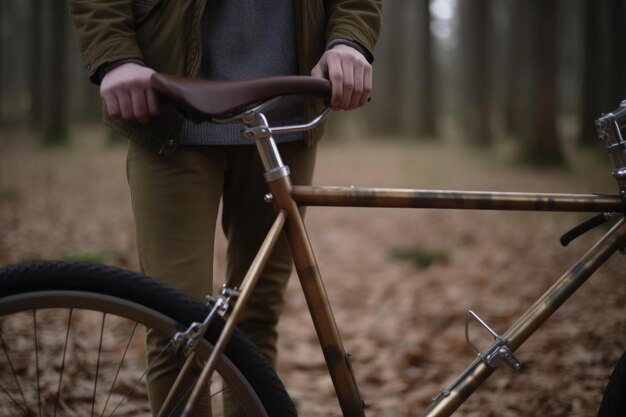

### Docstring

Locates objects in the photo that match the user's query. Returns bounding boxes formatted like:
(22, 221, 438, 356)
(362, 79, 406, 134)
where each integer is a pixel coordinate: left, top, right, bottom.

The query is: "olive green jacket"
(69, 0, 382, 153)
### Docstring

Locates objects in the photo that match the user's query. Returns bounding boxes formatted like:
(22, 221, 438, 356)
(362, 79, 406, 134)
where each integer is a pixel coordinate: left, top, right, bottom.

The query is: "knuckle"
(119, 79, 135, 90)
(100, 84, 116, 96)
(103, 99, 118, 114)
(329, 71, 343, 82)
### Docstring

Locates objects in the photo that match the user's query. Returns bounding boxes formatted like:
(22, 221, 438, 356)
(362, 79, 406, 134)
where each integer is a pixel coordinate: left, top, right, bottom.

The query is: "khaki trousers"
(126, 140, 316, 415)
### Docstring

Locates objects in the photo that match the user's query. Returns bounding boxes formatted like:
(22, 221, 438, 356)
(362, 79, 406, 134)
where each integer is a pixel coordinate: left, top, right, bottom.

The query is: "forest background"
(1, 1, 626, 417)
(1, 0, 625, 160)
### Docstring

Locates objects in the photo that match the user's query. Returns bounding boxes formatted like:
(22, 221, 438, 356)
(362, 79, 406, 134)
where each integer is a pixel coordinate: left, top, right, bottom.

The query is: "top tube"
(290, 186, 626, 213)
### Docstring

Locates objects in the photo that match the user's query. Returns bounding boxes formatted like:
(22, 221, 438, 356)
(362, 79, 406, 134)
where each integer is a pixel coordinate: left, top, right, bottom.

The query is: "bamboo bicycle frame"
(287, 187, 626, 417)
(176, 110, 626, 417)
(289, 190, 626, 417)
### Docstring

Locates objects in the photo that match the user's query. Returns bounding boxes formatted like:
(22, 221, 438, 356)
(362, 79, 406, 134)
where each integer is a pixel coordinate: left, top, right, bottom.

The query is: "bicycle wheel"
(0, 261, 297, 417)
(598, 349, 626, 417)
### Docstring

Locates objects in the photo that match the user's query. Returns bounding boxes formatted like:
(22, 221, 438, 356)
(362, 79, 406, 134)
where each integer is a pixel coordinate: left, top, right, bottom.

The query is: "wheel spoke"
(106, 332, 178, 417)
(0, 327, 31, 415)
(53, 308, 73, 417)
(33, 310, 42, 417)
(168, 377, 234, 417)
(0, 379, 30, 416)
(91, 312, 106, 417)
(101, 322, 138, 417)
(164, 373, 203, 417)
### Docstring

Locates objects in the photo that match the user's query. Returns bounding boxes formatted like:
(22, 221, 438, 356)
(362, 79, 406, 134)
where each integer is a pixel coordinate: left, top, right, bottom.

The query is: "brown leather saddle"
(151, 73, 331, 119)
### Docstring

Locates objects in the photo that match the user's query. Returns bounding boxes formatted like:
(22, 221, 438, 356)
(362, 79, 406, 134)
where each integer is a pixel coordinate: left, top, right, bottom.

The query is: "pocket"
(133, 0, 161, 26)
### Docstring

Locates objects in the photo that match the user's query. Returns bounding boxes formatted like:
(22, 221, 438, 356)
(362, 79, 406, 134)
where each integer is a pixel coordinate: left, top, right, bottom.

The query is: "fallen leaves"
(1, 131, 625, 416)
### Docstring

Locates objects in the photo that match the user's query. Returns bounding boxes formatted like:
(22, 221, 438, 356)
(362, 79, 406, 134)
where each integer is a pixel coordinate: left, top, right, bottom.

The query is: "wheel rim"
(0, 290, 268, 417)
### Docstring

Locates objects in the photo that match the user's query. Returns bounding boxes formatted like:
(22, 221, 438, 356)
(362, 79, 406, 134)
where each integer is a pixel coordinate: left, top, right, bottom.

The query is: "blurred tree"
(1, 0, 621, 159)
(581, 0, 608, 147)
(43, 0, 69, 145)
(519, 0, 564, 165)
(458, 0, 492, 146)
(580, 0, 626, 146)
(372, 0, 406, 134)
(503, 0, 524, 135)
(606, 0, 626, 110)
(30, 0, 42, 127)
(415, 0, 437, 138)
(0, 0, 3, 126)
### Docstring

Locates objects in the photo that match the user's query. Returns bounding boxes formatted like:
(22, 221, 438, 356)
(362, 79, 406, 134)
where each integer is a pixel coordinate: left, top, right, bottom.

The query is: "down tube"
(421, 217, 626, 417)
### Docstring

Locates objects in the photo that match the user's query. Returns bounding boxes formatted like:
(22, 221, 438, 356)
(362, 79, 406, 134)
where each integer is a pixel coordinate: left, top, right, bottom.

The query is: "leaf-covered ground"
(1, 127, 625, 417)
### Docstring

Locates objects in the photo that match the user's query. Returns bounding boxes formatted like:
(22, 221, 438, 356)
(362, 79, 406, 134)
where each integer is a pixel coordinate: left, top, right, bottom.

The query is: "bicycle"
(1, 73, 626, 417)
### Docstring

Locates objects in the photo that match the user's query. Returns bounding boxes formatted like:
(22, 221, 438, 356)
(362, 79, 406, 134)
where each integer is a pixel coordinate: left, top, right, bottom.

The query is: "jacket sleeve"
(68, 0, 144, 83)
(325, 0, 382, 62)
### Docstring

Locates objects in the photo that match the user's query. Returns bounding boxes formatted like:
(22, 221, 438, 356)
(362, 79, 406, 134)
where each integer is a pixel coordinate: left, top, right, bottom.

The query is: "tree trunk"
(415, 0, 437, 138)
(30, 0, 43, 127)
(504, 0, 524, 135)
(607, 0, 626, 108)
(581, 0, 626, 146)
(0, 0, 4, 126)
(372, 0, 406, 134)
(520, 0, 564, 165)
(459, 0, 492, 146)
(580, 0, 607, 146)
(43, 0, 68, 145)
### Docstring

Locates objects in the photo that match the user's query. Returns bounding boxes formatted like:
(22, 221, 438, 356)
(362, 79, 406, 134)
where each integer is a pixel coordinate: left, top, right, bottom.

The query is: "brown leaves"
(2, 134, 626, 416)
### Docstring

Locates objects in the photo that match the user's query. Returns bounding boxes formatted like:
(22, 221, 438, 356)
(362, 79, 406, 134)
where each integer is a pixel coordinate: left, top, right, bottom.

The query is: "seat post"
(243, 112, 291, 183)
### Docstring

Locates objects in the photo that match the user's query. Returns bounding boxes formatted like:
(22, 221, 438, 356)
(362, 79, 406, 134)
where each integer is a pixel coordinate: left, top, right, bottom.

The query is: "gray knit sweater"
(179, 1, 305, 145)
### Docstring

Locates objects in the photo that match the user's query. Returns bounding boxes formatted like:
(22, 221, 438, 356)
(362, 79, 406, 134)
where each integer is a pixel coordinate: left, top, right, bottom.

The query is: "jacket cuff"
(326, 39, 374, 63)
(94, 58, 146, 84)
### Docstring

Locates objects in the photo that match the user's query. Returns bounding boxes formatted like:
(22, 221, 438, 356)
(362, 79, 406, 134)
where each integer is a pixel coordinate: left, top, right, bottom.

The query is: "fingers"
(360, 65, 373, 108)
(350, 63, 363, 109)
(102, 91, 121, 119)
(311, 62, 325, 79)
(130, 87, 149, 124)
(327, 58, 344, 108)
(146, 88, 161, 117)
(100, 63, 159, 123)
(118, 89, 134, 121)
(311, 44, 372, 111)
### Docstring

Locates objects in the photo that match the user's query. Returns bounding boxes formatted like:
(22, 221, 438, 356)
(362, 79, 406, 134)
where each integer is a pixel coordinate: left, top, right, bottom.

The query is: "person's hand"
(311, 44, 372, 110)
(100, 63, 160, 123)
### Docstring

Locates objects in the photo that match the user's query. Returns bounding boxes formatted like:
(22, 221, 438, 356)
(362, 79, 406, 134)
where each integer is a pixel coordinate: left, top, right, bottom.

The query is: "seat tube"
(244, 113, 367, 417)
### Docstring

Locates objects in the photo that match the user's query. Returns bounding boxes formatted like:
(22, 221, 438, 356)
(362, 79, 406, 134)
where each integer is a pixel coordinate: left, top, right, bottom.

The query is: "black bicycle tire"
(597, 349, 626, 417)
(0, 260, 297, 417)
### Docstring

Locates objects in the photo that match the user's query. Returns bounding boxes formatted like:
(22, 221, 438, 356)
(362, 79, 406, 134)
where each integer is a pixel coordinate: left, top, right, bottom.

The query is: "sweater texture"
(180, 0, 305, 145)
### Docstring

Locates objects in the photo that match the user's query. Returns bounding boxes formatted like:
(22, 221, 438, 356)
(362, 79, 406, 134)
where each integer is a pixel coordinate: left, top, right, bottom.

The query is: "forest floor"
(1, 126, 626, 417)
